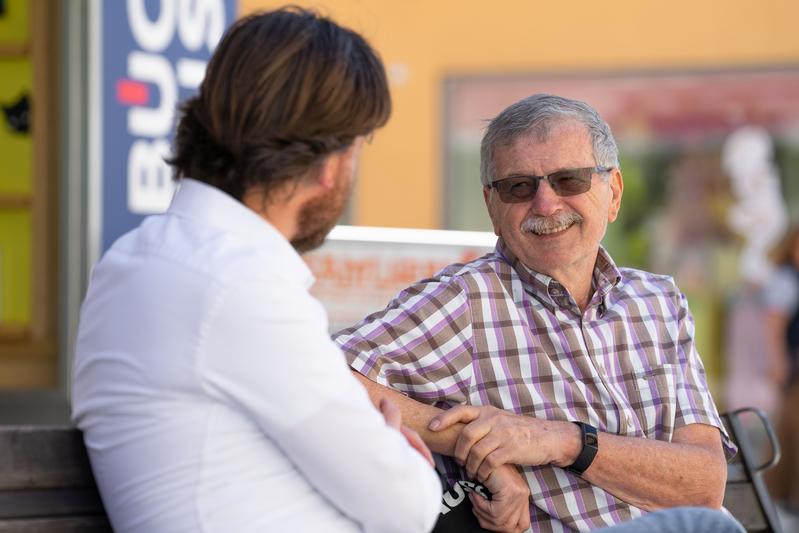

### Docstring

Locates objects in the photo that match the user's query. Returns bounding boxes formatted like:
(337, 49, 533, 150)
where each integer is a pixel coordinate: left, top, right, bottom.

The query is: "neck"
(563, 273, 594, 312)
(542, 255, 598, 313)
(241, 187, 301, 242)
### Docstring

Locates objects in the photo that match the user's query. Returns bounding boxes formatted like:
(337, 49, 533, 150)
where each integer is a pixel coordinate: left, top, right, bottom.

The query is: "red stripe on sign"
(116, 79, 150, 106)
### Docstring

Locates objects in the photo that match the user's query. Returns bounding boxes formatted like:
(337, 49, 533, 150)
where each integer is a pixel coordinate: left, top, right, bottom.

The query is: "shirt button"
(626, 415, 634, 426)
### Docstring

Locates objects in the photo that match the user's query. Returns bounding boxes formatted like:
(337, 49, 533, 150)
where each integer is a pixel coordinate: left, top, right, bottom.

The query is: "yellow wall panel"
(0, 59, 32, 196)
(0, 0, 29, 46)
(0, 209, 30, 324)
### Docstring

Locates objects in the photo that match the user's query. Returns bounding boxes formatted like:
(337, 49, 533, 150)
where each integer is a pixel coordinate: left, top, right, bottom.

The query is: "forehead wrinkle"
(497, 154, 594, 180)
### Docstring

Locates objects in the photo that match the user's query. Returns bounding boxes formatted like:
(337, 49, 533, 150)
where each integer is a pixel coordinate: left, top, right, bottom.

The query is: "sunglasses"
(487, 166, 613, 204)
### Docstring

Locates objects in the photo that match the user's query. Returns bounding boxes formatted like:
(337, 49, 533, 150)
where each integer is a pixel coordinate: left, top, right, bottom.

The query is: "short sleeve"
(333, 276, 475, 406)
(673, 291, 737, 459)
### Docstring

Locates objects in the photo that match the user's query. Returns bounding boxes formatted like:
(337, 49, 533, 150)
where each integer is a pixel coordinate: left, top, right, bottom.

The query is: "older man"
(334, 94, 737, 532)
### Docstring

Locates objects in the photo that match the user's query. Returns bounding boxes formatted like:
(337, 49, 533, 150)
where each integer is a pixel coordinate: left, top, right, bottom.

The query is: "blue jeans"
(595, 507, 745, 533)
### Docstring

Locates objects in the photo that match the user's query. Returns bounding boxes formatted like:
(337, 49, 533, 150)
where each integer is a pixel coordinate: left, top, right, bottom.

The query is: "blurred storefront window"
(444, 69, 799, 394)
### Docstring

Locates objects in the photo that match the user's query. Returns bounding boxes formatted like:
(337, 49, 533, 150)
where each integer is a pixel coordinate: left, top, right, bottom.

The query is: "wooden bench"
(0, 426, 111, 532)
(0, 409, 784, 533)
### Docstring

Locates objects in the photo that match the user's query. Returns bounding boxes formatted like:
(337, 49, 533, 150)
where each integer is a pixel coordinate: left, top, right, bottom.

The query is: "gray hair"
(479, 94, 620, 186)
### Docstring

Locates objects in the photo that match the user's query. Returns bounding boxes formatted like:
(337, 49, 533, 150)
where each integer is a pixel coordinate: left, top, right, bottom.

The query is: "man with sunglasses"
(334, 94, 739, 532)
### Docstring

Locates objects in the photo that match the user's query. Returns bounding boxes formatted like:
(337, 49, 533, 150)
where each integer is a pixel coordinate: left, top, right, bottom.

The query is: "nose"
(529, 179, 562, 216)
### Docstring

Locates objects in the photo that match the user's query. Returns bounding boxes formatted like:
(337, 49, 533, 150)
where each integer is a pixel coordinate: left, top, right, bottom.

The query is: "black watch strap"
(566, 421, 598, 476)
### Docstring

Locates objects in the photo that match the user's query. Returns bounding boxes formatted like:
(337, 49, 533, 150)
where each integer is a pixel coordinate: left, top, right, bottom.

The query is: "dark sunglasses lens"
(550, 169, 592, 196)
(497, 178, 538, 203)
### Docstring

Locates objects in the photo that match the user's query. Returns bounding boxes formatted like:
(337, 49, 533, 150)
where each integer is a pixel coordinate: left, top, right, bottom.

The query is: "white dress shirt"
(72, 179, 441, 533)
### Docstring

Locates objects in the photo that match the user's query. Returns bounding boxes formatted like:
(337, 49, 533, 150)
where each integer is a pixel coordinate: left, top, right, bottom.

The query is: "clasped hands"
(428, 404, 576, 481)
(426, 405, 578, 533)
(381, 401, 577, 533)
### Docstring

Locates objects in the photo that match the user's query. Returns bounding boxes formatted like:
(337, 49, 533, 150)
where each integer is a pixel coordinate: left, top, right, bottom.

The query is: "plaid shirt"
(334, 240, 734, 532)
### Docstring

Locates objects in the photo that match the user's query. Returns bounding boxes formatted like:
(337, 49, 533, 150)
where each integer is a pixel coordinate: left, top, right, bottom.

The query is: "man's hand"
(469, 463, 531, 533)
(380, 398, 435, 467)
(429, 405, 578, 481)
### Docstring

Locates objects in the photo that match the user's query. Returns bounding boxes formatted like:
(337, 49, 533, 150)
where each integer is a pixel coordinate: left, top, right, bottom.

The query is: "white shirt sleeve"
(198, 274, 441, 533)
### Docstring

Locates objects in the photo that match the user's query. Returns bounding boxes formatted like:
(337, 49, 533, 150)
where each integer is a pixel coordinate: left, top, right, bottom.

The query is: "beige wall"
(241, 0, 799, 229)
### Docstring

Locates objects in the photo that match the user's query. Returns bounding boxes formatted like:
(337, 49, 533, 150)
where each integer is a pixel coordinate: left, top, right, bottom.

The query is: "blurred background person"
(764, 225, 799, 526)
(723, 127, 788, 433)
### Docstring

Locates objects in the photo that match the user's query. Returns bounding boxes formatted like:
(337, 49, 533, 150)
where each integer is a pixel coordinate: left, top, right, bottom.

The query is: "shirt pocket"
(630, 364, 679, 438)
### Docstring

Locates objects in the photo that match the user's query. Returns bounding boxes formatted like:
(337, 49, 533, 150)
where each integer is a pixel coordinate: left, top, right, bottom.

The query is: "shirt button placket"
(625, 413, 635, 433)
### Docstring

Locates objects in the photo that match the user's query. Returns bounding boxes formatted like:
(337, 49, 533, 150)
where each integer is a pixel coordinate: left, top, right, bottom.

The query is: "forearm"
(351, 370, 464, 456)
(435, 405, 727, 512)
(576, 427, 727, 511)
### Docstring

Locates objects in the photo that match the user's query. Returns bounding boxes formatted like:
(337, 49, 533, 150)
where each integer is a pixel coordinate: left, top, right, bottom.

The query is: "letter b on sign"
(128, 139, 174, 213)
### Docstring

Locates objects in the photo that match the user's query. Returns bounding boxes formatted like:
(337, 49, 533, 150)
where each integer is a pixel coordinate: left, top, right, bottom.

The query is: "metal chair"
(722, 407, 783, 532)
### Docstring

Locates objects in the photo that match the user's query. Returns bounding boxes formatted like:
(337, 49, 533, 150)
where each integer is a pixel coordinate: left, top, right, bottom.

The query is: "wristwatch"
(566, 421, 598, 476)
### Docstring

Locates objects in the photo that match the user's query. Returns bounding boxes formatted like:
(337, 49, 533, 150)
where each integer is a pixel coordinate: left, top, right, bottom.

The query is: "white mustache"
(521, 211, 583, 235)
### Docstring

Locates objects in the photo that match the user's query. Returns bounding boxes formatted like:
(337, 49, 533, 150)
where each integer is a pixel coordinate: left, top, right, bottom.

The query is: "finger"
(469, 490, 491, 513)
(511, 490, 531, 533)
(503, 497, 529, 533)
(428, 405, 479, 431)
(466, 437, 501, 479)
(476, 448, 508, 482)
(454, 421, 490, 465)
(400, 425, 435, 467)
(517, 505, 531, 532)
(470, 491, 511, 526)
(471, 494, 517, 532)
(471, 504, 505, 532)
(379, 398, 401, 430)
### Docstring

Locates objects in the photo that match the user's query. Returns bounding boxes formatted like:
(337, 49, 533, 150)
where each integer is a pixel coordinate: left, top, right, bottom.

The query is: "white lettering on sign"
(128, 138, 172, 213)
(128, 52, 176, 137)
(124, 0, 226, 214)
(178, 0, 226, 52)
(176, 58, 208, 90)
(127, 0, 176, 53)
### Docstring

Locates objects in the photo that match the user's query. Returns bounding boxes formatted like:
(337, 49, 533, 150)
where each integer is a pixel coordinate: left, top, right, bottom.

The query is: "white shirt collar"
(168, 178, 314, 287)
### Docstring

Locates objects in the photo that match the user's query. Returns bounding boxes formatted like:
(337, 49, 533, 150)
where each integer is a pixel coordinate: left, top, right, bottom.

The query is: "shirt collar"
(593, 246, 622, 298)
(496, 238, 622, 307)
(167, 178, 313, 286)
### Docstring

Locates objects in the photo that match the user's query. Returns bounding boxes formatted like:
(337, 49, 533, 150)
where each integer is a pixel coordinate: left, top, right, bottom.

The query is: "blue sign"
(100, 0, 237, 251)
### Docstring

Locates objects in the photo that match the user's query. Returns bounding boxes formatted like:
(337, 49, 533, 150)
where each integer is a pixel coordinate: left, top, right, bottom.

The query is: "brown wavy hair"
(771, 224, 799, 267)
(167, 6, 391, 201)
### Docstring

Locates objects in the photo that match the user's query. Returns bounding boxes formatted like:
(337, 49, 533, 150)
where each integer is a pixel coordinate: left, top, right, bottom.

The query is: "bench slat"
(0, 488, 105, 520)
(0, 515, 112, 533)
(0, 428, 96, 491)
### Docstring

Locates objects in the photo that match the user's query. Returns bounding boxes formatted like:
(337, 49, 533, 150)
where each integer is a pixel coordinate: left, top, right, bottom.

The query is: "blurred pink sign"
(305, 226, 495, 332)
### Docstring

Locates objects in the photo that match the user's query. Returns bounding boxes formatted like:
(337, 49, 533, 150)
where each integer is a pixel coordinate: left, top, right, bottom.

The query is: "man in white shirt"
(71, 8, 441, 533)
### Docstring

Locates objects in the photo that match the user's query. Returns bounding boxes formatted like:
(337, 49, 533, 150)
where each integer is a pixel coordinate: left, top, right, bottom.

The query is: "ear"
(316, 138, 363, 190)
(607, 168, 624, 223)
(316, 154, 339, 190)
(483, 186, 502, 237)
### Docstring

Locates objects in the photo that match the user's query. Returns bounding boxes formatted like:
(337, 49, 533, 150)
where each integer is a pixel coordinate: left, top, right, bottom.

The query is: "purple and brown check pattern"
(334, 240, 734, 532)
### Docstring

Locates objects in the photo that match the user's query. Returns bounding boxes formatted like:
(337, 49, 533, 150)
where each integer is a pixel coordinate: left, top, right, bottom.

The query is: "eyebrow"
(501, 167, 574, 178)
